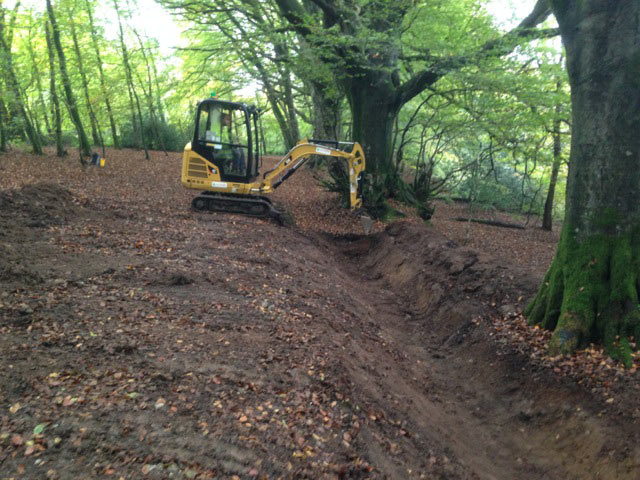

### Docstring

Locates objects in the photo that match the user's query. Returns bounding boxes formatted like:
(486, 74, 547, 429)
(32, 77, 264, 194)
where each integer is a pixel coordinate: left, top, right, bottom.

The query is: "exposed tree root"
(526, 227, 640, 366)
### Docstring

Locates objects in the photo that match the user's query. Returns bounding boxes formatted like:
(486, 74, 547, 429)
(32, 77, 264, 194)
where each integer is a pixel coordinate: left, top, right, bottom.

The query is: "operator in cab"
(219, 111, 246, 175)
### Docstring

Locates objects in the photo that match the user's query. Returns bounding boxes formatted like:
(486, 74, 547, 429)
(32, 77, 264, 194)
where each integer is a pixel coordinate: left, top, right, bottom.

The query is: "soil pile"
(342, 221, 538, 319)
(0, 183, 80, 285)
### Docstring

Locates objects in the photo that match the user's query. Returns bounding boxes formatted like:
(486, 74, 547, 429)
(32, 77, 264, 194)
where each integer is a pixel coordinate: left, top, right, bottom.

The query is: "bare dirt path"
(0, 148, 639, 479)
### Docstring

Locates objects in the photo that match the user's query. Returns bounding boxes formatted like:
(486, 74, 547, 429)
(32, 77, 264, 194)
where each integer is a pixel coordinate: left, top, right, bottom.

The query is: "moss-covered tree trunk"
(311, 80, 342, 141)
(345, 75, 399, 188)
(526, 0, 640, 364)
(0, 12, 42, 155)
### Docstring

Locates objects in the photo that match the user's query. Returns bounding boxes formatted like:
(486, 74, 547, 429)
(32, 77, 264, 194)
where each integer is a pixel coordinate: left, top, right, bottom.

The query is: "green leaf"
(33, 423, 46, 435)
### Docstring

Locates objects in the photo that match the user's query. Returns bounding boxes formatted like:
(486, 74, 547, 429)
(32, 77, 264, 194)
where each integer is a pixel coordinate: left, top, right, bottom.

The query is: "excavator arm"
(257, 140, 366, 210)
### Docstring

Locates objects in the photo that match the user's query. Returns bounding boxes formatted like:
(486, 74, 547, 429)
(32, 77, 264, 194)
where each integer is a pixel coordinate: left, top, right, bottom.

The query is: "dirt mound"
(0, 183, 79, 230)
(338, 221, 538, 333)
(0, 183, 81, 284)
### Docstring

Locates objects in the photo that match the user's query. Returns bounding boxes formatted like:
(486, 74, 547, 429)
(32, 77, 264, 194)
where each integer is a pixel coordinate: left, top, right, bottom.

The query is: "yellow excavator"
(181, 97, 365, 221)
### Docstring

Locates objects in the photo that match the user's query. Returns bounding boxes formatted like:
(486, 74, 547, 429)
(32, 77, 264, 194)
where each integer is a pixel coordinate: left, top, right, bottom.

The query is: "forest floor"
(1, 147, 639, 480)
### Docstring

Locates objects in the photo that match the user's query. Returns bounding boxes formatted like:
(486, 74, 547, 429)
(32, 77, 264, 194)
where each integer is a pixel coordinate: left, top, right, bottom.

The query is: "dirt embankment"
(0, 151, 639, 479)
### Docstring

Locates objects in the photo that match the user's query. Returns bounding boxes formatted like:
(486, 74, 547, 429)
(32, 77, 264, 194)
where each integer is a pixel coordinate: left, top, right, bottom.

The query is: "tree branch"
(396, 0, 554, 107)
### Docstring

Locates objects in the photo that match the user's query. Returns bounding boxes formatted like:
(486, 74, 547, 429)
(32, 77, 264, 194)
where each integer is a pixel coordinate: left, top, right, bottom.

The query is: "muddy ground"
(0, 148, 639, 479)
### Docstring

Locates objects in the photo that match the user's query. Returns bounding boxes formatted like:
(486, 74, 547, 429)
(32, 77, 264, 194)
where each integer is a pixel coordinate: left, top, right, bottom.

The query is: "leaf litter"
(0, 147, 638, 479)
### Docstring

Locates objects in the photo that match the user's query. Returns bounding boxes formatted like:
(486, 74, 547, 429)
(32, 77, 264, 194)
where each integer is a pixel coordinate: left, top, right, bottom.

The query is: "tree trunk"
(45, 21, 64, 157)
(311, 81, 341, 140)
(26, 30, 51, 135)
(68, 8, 101, 147)
(0, 45, 41, 154)
(542, 115, 562, 231)
(346, 79, 397, 181)
(0, 91, 7, 152)
(113, 0, 148, 159)
(84, 0, 119, 149)
(526, 0, 640, 364)
(133, 29, 167, 154)
(280, 61, 300, 144)
(46, 0, 91, 161)
(148, 48, 165, 123)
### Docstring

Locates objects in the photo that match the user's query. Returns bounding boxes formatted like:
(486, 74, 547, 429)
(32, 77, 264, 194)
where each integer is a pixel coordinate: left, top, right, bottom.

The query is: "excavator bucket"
(360, 214, 374, 235)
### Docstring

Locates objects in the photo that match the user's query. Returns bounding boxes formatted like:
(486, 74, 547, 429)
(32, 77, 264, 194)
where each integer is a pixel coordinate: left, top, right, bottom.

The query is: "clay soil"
(1, 148, 639, 480)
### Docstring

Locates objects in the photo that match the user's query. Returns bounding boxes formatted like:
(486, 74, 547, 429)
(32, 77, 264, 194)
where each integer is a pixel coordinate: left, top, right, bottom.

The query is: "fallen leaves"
(490, 313, 640, 405)
(11, 434, 24, 446)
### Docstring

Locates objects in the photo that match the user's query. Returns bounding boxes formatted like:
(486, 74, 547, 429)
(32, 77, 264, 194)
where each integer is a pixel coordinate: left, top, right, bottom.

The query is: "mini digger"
(181, 97, 366, 221)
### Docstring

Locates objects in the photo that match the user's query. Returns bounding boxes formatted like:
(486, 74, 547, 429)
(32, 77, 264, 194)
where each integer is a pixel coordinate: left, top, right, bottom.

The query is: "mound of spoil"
(338, 220, 539, 324)
(0, 183, 81, 284)
(0, 183, 79, 230)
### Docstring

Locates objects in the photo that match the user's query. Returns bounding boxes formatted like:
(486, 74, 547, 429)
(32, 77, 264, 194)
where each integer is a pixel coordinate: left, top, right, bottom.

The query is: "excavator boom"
(259, 140, 365, 210)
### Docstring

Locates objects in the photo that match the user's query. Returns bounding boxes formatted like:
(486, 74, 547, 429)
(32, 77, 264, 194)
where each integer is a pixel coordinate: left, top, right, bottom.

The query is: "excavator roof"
(197, 98, 256, 113)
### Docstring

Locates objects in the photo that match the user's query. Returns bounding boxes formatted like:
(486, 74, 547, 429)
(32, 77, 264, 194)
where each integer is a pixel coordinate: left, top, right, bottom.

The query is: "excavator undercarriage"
(190, 192, 280, 219)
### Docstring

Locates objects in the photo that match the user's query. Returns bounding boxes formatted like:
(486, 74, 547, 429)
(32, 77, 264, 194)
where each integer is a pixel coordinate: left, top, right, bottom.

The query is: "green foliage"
(119, 117, 187, 152)
(453, 161, 544, 213)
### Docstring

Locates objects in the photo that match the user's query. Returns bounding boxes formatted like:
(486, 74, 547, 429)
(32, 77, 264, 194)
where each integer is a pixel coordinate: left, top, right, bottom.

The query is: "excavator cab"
(191, 99, 260, 182)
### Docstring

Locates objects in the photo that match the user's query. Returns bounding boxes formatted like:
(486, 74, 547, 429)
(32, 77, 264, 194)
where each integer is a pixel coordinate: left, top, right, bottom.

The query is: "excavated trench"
(320, 221, 640, 479)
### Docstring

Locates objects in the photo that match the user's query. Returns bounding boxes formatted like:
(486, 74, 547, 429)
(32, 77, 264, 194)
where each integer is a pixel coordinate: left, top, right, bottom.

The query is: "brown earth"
(0, 148, 639, 479)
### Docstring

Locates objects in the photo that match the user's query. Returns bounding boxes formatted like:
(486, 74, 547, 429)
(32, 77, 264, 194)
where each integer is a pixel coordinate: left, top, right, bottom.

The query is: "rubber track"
(191, 192, 282, 221)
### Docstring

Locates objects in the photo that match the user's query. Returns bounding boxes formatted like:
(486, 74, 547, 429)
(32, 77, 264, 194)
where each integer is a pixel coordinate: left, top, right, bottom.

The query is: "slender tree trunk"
(46, 0, 91, 161)
(0, 88, 7, 152)
(273, 41, 300, 146)
(148, 46, 165, 122)
(0, 18, 42, 154)
(113, 0, 148, 159)
(263, 82, 296, 150)
(133, 29, 167, 154)
(280, 62, 300, 144)
(526, 0, 640, 364)
(542, 113, 562, 231)
(45, 21, 64, 157)
(26, 31, 51, 135)
(67, 7, 101, 146)
(23, 96, 43, 140)
(84, 0, 119, 149)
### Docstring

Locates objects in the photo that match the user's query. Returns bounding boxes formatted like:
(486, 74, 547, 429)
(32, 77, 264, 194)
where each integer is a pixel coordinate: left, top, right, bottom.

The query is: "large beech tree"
(526, 0, 640, 364)
(271, 0, 554, 184)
